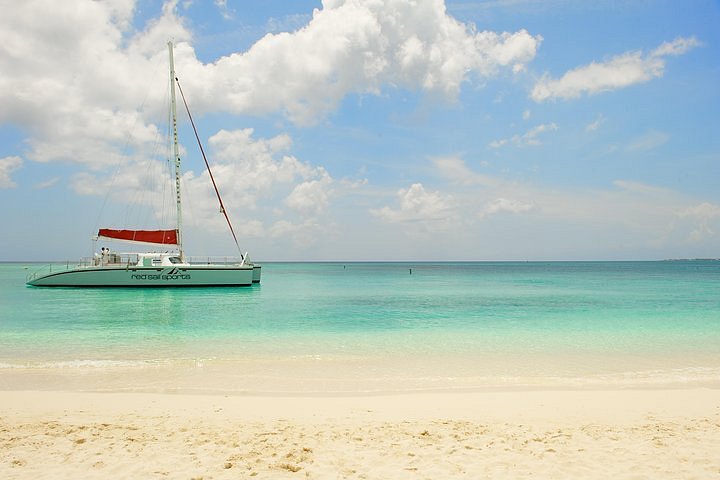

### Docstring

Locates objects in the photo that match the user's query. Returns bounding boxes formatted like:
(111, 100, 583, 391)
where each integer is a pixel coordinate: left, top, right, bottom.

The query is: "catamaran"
(27, 42, 261, 287)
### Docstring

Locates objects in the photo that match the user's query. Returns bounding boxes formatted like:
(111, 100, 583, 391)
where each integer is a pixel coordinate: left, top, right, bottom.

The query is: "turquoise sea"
(1, 261, 719, 394)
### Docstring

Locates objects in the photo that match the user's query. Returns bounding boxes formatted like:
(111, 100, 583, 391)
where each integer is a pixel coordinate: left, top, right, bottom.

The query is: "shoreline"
(4, 387, 720, 420)
(2, 388, 719, 478)
(2, 354, 719, 396)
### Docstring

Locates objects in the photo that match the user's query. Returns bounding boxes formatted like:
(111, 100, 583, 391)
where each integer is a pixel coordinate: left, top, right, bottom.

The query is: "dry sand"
(2, 388, 719, 479)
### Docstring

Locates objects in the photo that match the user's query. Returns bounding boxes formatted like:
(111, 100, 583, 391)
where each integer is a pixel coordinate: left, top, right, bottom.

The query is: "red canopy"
(98, 229, 178, 245)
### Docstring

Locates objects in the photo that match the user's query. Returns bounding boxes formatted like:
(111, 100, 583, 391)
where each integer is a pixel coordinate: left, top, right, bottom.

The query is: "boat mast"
(168, 41, 184, 261)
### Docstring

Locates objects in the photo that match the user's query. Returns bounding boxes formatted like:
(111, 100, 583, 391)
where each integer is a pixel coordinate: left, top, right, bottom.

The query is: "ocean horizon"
(2, 260, 719, 394)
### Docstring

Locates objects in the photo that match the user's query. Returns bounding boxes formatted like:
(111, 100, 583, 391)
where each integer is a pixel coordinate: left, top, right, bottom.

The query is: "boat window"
(169, 256, 182, 264)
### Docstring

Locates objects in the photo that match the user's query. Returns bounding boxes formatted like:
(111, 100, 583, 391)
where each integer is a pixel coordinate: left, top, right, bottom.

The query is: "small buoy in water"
(409, 268, 412, 274)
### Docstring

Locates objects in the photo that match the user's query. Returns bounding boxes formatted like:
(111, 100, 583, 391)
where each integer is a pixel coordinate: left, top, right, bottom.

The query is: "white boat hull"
(27, 264, 255, 287)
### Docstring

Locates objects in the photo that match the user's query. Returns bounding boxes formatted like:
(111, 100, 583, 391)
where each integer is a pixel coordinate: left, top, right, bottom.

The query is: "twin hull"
(27, 265, 260, 287)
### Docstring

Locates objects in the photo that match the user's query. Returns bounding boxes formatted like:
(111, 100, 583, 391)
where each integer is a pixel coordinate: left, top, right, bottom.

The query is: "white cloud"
(522, 109, 531, 120)
(533, 179, 720, 250)
(613, 180, 670, 195)
(33, 177, 60, 189)
(71, 159, 170, 199)
(531, 36, 700, 102)
(489, 122, 558, 148)
(625, 130, 669, 152)
(417, 157, 720, 257)
(268, 219, 296, 238)
(480, 197, 534, 218)
(585, 114, 605, 132)
(651, 37, 701, 57)
(203, 128, 331, 211)
(166, 128, 336, 240)
(0, 0, 542, 171)
(432, 157, 534, 219)
(680, 202, 720, 218)
(432, 155, 497, 186)
(0, 156, 23, 188)
(180, 0, 542, 124)
(214, 0, 231, 20)
(267, 219, 325, 248)
(678, 202, 720, 242)
(371, 183, 456, 225)
(285, 175, 333, 216)
(0, 0, 189, 168)
(339, 177, 369, 189)
(70, 127, 335, 241)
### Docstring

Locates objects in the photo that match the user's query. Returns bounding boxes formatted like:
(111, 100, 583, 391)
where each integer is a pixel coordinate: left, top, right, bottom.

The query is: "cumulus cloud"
(0, 0, 542, 168)
(678, 202, 720, 242)
(489, 122, 558, 148)
(71, 128, 334, 239)
(0, 156, 23, 188)
(0, 0, 542, 243)
(352, 154, 717, 260)
(285, 175, 333, 216)
(200, 0, 541, 124)
(264, 217, 335, 249)
(432, 156, 497, 186)
(422, 156, 719, 256)
(431, 156, 534, 220)
(371, 183, 455, 224)
(71, 159, 171, 200)
(0, 0, 189, 168)
(166, 128, 335, 240)
(531, 37, 700, 102)
(1, 0, 542, 127)
(480, 197, 534, 218)
(204, 128, 331, 212)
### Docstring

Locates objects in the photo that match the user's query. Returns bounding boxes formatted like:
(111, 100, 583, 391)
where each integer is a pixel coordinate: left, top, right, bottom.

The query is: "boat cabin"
(136, 253, 185, 267)
(92, 251, 184, 267)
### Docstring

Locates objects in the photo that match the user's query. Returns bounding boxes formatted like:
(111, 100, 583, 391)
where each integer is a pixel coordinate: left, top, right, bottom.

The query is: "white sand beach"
(2, 388, 719, 479)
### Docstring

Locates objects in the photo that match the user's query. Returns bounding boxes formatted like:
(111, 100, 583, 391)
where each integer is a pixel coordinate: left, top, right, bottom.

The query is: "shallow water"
(2, 261, 719, 393)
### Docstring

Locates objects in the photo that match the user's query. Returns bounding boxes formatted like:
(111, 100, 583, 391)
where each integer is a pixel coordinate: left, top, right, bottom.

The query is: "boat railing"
(25, 254, 141, 281)
(185, 256, 245, 265)
(25, 260, 89, 282)
(83, 253, 141, 267)
(95, 253, 245, 266)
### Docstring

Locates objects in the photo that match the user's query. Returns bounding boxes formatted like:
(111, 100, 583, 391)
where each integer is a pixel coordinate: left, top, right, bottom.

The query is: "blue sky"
(1, 0, 718, 261)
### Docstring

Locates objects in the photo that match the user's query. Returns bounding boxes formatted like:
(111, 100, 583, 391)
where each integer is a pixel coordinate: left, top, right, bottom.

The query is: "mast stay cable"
(174, 76, 244, 260)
